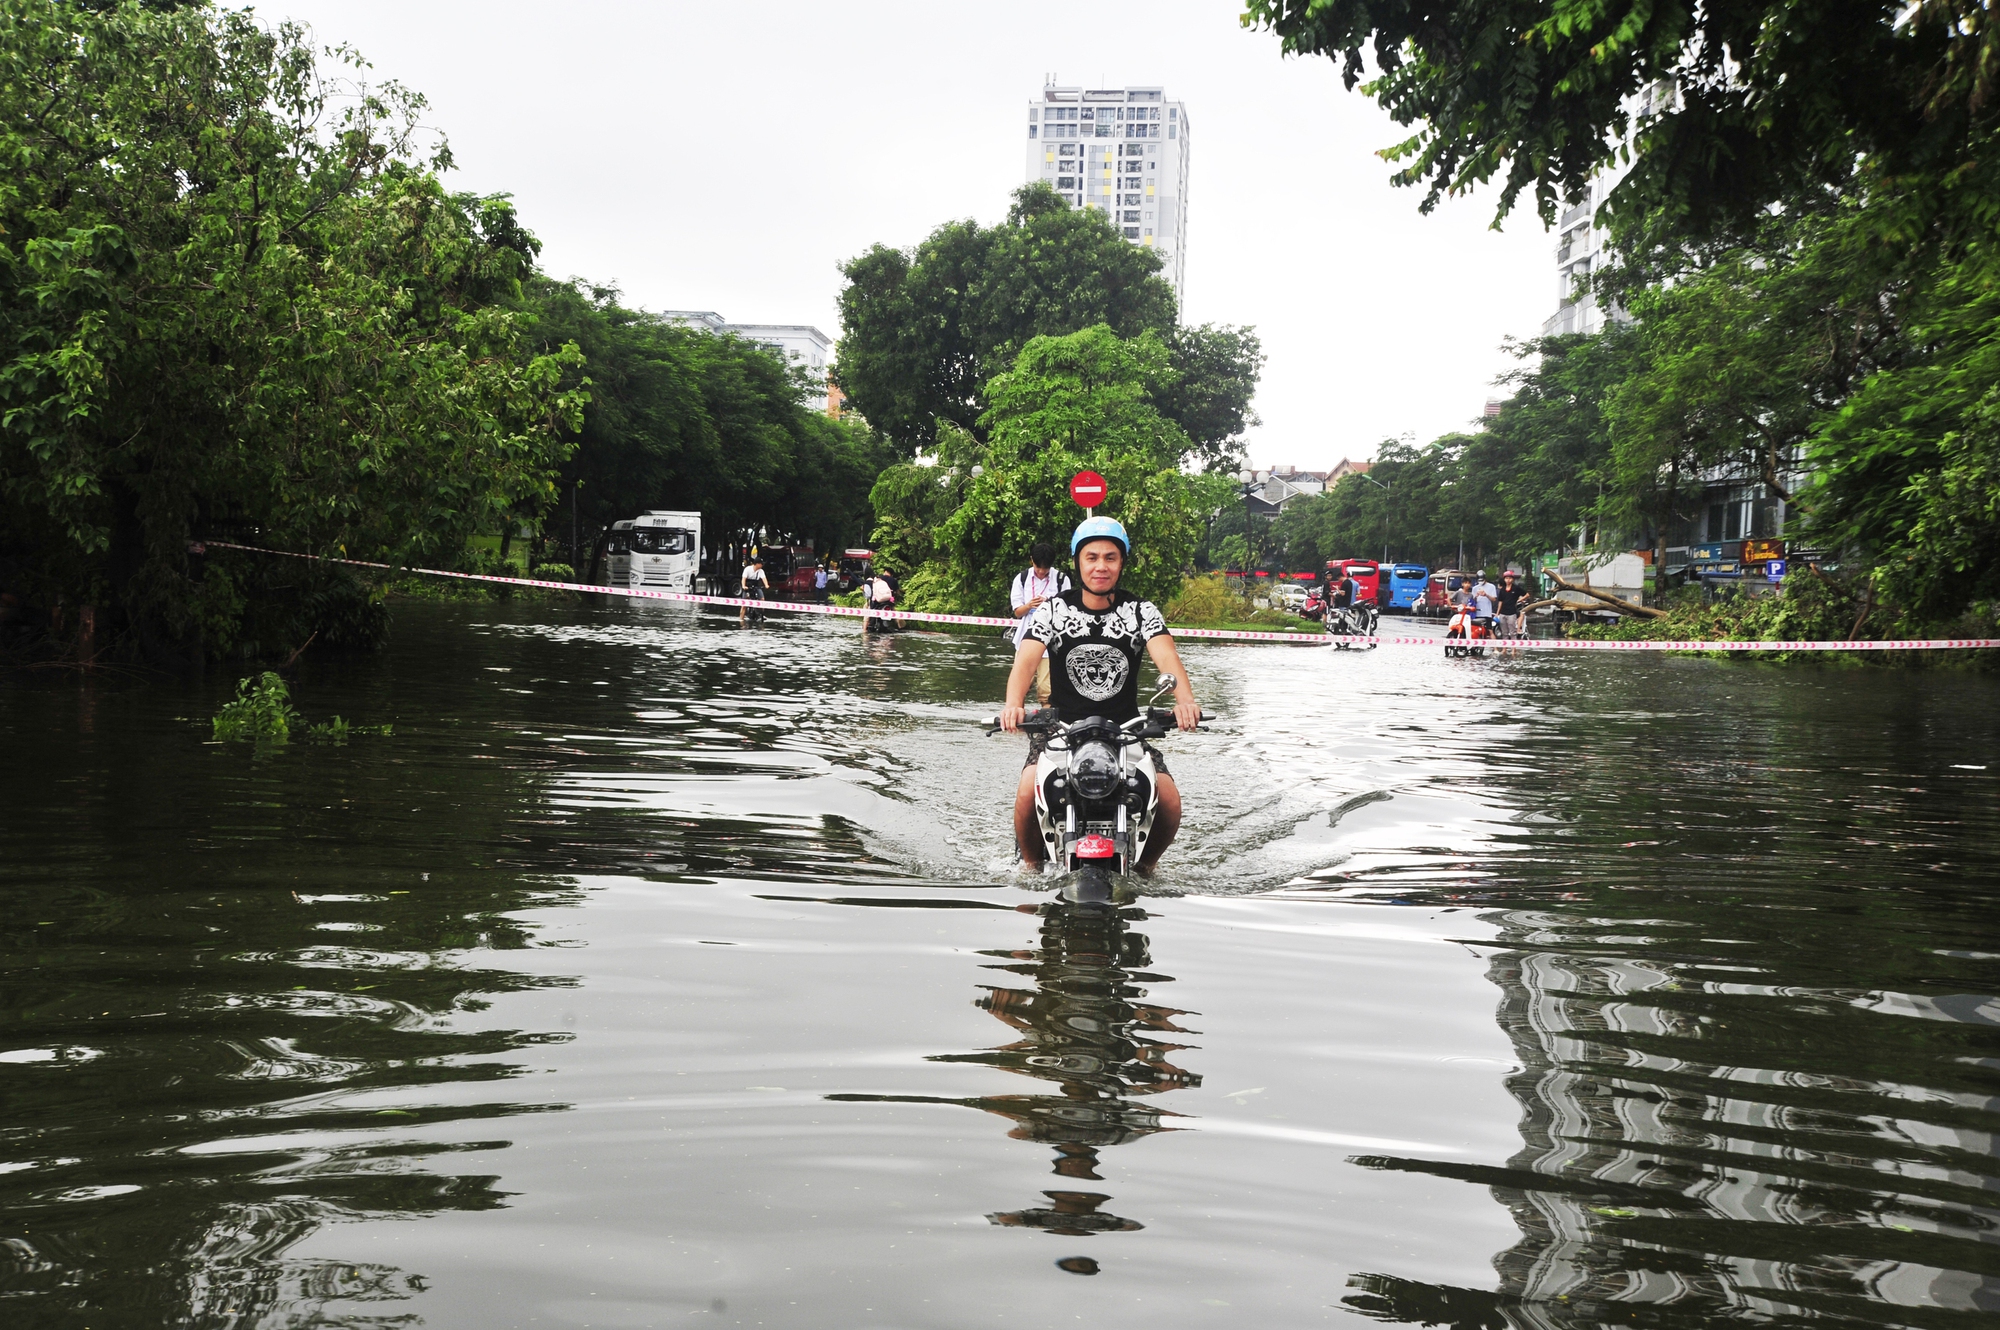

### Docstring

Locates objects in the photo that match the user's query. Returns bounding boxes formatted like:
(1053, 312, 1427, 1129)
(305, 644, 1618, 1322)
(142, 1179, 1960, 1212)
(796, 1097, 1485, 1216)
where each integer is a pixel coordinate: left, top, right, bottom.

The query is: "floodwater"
(3, 597, 1998, 1329)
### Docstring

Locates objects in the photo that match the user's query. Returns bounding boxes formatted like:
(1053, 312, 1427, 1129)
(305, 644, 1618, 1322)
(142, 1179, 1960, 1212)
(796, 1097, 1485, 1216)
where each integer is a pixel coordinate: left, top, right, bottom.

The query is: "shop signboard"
(1743, 538, 1786, 562)
(1688, 543, 1725, 565)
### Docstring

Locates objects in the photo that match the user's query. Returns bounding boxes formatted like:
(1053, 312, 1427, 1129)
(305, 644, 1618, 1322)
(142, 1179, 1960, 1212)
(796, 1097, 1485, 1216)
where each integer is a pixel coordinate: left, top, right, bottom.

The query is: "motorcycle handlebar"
(983, 708, 1212, 732)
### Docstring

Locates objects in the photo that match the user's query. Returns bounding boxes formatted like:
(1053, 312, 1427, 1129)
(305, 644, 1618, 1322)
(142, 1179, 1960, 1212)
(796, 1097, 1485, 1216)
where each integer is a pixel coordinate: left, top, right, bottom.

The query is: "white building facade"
(1542, 82, 1674, 337)
(1542, 177, 1619, 337)
(661, 311, 835, 412)
(1025, 84, 1189, 302)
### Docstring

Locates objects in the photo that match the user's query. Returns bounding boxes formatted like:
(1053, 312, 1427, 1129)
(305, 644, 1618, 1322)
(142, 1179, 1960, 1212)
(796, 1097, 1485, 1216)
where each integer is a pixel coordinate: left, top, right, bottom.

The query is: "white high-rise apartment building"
(1542, 81, 1675, 337)
(1025, 83, 1189, 302)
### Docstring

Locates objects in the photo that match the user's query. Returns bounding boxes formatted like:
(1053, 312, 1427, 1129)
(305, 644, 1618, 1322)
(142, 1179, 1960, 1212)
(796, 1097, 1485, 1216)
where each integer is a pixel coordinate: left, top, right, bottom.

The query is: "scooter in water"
(988, 675, 1208, 902)
(1325, 601, 1379, 649)
(1444, 604, 1493, 658)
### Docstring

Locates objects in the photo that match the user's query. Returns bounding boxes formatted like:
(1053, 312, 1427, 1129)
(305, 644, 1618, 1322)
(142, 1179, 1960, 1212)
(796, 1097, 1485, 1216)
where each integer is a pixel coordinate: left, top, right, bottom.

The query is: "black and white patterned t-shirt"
(1023, 588, 1169, 723)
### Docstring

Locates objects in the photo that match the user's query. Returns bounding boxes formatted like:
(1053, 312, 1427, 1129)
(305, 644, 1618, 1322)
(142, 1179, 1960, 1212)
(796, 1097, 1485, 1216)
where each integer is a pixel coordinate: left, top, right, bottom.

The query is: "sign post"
(1068, 471, 1107, 513)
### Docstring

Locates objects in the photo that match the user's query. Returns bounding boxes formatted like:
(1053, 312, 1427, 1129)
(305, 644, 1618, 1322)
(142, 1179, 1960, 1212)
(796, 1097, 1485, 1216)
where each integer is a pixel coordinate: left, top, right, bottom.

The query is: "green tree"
(875, 326, 1209, 612)
(835, 184, 1258, 461)
(0, 0, 584, 662)
(524, 283, 890, 572)
(1243, 0, 1998, 237)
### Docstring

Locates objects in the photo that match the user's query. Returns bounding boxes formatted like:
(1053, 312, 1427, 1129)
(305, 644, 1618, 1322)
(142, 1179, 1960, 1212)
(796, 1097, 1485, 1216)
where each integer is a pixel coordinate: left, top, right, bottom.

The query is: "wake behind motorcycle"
(988, 676, 1207, 900)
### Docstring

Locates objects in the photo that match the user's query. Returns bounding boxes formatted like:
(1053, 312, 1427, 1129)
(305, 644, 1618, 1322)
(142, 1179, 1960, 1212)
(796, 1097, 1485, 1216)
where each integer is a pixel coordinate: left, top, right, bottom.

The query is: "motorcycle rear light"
(1075, 835, 1116, 860)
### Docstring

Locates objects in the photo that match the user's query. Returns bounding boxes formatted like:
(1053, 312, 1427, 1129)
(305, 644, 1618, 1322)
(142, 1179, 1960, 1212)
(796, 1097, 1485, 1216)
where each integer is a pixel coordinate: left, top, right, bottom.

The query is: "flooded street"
(4, 597, 1998, 1328)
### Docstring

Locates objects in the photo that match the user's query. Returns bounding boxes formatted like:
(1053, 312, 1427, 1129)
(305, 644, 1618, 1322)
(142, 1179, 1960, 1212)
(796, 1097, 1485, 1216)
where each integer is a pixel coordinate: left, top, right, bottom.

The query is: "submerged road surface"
(3, 597, 1998, 1328)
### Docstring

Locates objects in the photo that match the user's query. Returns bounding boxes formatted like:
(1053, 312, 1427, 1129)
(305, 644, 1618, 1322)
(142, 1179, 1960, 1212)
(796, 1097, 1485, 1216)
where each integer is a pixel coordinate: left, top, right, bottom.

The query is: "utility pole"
(1357, 471, 1392, 564)
(570, 479, 580, 574)
(1236, 469, 1258, 576)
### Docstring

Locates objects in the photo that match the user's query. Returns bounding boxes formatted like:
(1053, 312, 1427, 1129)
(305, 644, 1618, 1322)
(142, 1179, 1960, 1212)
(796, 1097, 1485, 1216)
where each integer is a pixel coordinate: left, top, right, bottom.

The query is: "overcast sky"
(272, 0, 1556, 470)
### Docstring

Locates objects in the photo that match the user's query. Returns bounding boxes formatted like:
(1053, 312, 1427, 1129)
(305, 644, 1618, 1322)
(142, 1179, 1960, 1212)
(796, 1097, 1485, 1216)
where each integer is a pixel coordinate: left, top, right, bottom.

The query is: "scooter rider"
(999, 516, 1200, 874)
(1323, 562, 1360, 632)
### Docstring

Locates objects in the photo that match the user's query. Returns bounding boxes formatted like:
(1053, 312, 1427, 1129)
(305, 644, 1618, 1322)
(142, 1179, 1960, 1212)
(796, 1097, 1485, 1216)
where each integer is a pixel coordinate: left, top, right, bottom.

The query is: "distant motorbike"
(989, 675, 1208, 902)
(1324, 602, 1378, 649)
(1444, 605, 1492, 658)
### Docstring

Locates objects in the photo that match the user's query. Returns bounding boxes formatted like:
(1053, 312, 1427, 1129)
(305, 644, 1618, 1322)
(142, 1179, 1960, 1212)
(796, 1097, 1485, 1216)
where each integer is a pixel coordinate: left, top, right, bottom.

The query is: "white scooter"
(989, 676, 1206, 899)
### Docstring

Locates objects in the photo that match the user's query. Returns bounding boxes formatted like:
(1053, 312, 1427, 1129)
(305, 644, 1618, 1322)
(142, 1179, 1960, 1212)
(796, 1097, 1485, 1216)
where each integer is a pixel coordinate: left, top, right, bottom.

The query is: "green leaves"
(0, 1, 585, 659)
(871, 326, 1208, 613)
(834, 183, 1255, 459)
(1244, 0, 1979, 237)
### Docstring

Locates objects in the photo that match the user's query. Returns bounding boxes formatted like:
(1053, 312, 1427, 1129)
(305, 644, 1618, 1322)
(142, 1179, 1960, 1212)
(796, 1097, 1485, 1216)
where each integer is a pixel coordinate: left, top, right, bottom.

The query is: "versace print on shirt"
(1023, 588, 1169, 724)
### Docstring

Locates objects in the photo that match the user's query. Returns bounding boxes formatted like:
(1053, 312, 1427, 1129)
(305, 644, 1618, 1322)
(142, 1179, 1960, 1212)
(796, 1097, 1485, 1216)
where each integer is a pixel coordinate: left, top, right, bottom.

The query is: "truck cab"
(604, 510, 700, 592)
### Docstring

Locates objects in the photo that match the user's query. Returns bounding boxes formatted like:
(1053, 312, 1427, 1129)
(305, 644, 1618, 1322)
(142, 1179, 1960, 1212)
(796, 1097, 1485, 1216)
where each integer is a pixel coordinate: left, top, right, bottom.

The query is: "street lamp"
(1235, 468, 1257, 575)
(1355, 470, 1391, 564)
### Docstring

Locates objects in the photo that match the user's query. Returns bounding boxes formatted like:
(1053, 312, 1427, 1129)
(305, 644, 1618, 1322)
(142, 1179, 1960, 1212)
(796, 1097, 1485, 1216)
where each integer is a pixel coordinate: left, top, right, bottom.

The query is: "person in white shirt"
(739, 554, 768, 625)
(813, 562, 829, 604)
(1009, 542, 1072, 703)
(861, 568, 898, 633)
(1471, 571, 1499, 618)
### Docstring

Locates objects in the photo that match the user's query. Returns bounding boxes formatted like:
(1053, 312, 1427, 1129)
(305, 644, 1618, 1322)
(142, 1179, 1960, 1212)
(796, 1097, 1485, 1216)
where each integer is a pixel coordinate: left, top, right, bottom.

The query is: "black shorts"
(1023, 727, 1170, 776)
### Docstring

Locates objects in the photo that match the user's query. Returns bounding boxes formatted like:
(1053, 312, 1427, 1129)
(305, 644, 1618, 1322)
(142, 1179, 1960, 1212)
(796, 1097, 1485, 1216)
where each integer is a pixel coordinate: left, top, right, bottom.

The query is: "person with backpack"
(1009, 542, 1072, 703)
(862, 567, 899, 633)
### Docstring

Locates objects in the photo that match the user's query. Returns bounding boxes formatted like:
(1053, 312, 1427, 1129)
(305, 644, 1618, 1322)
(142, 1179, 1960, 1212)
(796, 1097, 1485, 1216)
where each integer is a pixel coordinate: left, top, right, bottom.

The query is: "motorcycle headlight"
(1071, 742, 1120, 801)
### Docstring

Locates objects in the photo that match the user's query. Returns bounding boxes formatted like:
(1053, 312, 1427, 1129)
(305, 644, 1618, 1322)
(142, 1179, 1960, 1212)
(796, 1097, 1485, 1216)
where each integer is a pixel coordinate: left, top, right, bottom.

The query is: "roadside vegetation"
(0, 0, 883, 669)
(1239, 0, 2000, 642)
(837, 186, 1261, 617)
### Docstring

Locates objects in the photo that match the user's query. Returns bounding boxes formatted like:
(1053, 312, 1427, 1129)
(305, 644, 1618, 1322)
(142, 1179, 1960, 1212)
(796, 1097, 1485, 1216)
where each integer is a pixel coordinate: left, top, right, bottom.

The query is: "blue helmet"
(1070, 515, 1130, 558)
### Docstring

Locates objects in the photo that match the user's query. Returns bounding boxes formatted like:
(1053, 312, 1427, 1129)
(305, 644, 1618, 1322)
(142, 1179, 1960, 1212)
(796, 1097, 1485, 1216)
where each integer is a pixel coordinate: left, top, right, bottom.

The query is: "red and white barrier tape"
(203, 545, 2000, 651)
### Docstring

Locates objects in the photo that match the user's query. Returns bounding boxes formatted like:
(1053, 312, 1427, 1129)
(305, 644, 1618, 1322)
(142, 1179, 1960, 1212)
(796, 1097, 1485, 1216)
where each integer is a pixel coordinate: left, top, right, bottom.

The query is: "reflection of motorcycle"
(827, 896, 1200, 1257)
(1444, 605, 1492, 658)
(990, 677, 1206, 897)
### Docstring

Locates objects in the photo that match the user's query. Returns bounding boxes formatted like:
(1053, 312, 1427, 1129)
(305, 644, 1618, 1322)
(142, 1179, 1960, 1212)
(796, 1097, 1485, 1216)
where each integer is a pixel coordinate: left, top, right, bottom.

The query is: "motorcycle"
(1324, 601, 1379, 649)
(1444, 604, 1492, 658)
(989, 675, 1207, 902)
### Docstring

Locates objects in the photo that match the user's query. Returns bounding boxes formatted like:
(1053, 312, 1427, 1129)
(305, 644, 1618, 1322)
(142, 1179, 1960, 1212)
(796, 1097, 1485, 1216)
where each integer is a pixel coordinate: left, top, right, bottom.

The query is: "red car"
(759, 545, 822, 599)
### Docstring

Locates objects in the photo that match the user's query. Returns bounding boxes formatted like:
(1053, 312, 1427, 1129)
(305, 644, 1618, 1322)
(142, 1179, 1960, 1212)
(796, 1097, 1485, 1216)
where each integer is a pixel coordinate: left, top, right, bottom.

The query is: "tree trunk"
(1550, 571, 1669, 619)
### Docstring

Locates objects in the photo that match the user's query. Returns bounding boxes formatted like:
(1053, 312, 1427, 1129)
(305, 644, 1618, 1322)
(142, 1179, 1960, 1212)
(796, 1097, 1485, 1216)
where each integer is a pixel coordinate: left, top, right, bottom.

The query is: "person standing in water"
(1009, 541, 1071, 705)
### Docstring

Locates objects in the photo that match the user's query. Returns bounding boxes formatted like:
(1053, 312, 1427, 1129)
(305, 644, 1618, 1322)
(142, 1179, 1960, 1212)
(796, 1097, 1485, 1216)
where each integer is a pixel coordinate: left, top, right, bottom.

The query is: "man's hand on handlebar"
(1173, 700, 1201, 731)
(999, 703, 1027, 733)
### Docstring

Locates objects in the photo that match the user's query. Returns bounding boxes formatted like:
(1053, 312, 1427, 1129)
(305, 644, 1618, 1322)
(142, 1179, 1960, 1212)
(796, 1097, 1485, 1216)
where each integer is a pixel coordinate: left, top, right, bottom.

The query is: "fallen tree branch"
(1549, 572, 1669, 619)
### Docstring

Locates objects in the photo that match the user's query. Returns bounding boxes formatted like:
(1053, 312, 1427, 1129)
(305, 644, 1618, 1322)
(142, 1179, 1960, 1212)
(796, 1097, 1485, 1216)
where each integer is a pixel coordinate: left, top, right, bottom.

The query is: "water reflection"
(833, 898, 1200, 1252)
(1343, 901, 2000, 1326)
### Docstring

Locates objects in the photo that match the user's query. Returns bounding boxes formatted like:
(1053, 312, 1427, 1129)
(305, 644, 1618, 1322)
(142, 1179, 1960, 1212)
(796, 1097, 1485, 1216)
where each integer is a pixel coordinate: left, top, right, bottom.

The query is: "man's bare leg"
(1014, 766, 1044, 870)
(1136, 773, 1181, 875)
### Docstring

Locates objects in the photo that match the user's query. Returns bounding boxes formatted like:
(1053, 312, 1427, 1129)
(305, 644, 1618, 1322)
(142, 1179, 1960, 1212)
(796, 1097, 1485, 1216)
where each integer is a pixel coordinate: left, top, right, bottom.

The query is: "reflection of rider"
(830, 898, 1201, 1250)
(999, 517, 1199, 874)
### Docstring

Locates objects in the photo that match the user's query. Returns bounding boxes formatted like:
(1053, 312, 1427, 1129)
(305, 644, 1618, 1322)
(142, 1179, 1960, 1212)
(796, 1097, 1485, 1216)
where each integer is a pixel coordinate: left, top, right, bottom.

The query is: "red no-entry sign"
(1068, 471, 1107, 509)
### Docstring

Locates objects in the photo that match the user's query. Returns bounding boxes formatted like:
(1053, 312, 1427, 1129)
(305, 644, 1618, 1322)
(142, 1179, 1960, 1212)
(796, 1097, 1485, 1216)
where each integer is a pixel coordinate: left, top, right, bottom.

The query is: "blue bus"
(1385, 565, 1430, 612)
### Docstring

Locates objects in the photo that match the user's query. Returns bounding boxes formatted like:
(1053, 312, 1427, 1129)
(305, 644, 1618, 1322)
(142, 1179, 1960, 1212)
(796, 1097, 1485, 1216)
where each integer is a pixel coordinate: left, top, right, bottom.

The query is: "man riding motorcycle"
(999, 517, 1200, 874)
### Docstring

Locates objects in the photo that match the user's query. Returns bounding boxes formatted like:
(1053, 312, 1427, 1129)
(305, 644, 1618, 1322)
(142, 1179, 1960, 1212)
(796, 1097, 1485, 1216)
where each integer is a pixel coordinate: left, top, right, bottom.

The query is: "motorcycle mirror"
(1155, 674, 1176, 691)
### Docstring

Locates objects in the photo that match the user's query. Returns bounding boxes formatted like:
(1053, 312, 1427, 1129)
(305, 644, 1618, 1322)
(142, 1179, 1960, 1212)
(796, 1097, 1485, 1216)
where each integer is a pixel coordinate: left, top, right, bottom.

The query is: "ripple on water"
(0, 598, 1995, 1327)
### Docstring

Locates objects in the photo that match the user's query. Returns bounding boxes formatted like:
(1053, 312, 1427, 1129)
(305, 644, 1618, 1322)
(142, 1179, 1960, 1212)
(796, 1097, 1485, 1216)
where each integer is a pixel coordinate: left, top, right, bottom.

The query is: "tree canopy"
(835, 184, 1261, 467)
(1243, 0, 2000, 237)
(526, 284, 887, 568)
(869, 326, 1231, 613)
(0, 0, 893, 663)
(0, 0, 586, 661)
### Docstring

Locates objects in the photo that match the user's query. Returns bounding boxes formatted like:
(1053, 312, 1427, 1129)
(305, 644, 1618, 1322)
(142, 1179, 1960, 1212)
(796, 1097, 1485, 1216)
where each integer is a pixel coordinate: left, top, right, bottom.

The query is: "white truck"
(602, 510, 701, 593)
